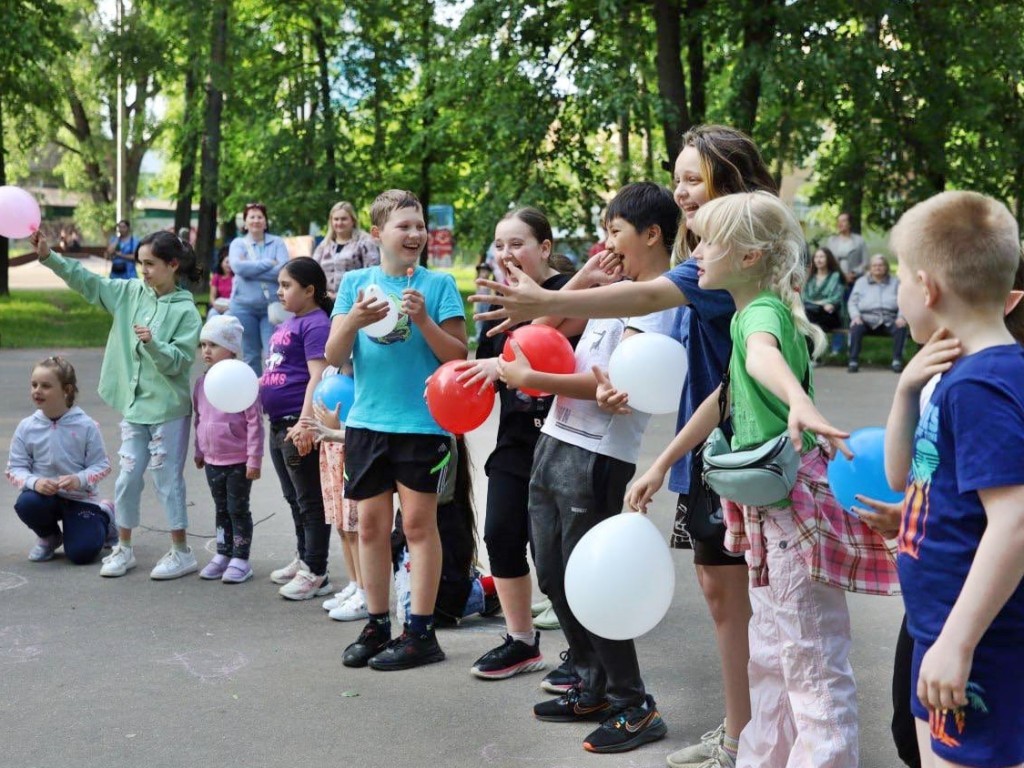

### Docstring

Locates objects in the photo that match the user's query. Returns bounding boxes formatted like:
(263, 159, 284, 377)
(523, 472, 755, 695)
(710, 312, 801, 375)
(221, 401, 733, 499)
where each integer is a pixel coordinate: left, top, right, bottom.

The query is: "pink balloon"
(0, 186, 42, 239)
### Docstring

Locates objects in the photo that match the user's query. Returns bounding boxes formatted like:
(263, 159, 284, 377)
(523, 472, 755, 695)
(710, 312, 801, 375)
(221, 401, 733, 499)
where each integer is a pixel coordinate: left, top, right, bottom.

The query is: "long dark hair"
(137, 231, 203, 283)
(281, 257, 333, 314)
(814, 246, 841, 275)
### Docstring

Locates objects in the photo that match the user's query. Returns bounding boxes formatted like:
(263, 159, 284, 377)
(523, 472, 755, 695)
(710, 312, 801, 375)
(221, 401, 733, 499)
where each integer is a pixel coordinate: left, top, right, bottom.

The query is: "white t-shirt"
(541, 309, 677, 464)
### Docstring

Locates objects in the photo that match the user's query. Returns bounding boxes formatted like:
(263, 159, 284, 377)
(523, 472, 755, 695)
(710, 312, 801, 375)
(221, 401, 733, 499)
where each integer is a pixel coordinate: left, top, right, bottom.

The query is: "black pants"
(483, 469, 535, 578)
(892, 614, 922, 768)
(804, 302, 842, 332)
(268, 419, 331, 576)
(530, 435, 644, 709)
(849, 321, 909, 363)
(204, 463, 254, 560)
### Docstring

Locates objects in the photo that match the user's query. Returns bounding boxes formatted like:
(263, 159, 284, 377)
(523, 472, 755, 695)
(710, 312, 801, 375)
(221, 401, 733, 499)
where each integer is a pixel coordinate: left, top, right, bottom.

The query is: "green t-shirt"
(728, 292, 816, 452)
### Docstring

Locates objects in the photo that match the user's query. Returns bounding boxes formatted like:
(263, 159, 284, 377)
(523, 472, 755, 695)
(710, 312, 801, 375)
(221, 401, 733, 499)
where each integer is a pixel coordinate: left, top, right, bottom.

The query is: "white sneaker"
(693, 745, 735, 768)
(322, 581, 359, 611)
(279, 570, 332, 601)
(270, 555, 303, 585)
(150, 547, 199, 580)
(666, 722, 726, 767)
(329, 591, 369, 621)
(100, 544, 136, 577)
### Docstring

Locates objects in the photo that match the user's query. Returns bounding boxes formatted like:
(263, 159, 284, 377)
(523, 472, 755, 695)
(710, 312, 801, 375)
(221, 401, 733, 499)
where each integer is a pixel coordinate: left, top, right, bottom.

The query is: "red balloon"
(426, 360, 496, 434)
(502, 324, 576, 397)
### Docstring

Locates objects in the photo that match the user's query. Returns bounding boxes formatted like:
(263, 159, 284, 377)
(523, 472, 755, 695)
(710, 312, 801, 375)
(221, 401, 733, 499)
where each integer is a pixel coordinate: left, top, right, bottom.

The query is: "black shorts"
(672, 493, 746, 567)
(343, 427, 452, 500)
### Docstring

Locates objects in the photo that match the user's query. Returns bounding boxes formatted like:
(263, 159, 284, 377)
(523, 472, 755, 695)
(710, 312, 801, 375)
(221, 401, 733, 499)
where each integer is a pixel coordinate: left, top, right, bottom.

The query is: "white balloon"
(564, 513, 675, 640)
(203, 359, 260, 414)
(361, 284, 399, 338)
(607, 332, 687, 414)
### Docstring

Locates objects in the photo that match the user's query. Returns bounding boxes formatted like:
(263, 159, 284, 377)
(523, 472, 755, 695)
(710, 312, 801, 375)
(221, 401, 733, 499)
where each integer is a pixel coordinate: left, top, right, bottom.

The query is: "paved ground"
(0, 343, 907, 768)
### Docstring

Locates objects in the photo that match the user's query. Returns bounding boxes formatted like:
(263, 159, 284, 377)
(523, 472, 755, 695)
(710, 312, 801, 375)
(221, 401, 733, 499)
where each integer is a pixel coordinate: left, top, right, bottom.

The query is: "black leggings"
(483, 469, 534, 578)
(892, 614, 921, 768)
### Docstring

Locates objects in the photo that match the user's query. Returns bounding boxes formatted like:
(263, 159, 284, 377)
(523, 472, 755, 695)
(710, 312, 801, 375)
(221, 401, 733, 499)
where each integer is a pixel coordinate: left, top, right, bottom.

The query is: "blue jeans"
(115, 417, 190, 531)
(204, 463, 253, 559)
(15, 490, 111, 564)
(230, 301, 273, 375)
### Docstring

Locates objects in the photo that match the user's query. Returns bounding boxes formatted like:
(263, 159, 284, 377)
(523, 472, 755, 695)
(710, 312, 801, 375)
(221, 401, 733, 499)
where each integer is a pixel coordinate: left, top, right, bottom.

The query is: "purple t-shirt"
(259, 310, 331, 420)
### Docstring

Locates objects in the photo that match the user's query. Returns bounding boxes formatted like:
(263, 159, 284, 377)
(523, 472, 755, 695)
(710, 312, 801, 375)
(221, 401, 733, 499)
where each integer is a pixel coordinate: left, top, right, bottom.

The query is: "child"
(193, 315, 264, 583)
(31, 229, 203, 579)
(6, 356, 114, 564)
(261, 257, 334, 600)
(508, 182, 678, 755)
(325, 189, 467, 671)
(882, 191, 1024, 768)
(627, 191, 899, 768)
(208, 248, 233, 317)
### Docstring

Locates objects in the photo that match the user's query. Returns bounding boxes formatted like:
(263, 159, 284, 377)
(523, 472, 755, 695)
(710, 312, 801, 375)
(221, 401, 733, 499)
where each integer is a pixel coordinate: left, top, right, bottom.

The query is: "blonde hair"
(693, 191, 826, 358)
(890, 191, 1020, 306)
(322, 201, 363, 247)
(369, 189, 422, 229)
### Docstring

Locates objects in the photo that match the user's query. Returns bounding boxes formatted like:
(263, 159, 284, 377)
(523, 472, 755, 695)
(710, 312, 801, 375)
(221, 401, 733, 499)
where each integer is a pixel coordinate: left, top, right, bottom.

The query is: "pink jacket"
(193, 375, 264, 470)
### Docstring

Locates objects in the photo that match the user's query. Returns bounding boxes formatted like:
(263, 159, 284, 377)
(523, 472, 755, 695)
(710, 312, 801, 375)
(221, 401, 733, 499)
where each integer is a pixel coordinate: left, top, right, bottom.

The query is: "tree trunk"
(732, 0, 777, 135)
(312, 12, 337, 195)
(197, 0, 229, 277)
(685, 0, 706, 124)
(0, 93, 8, 297)
(418, 0, 435, 266)
(652, 0, 689, 163)
(174, 67, 200, 232)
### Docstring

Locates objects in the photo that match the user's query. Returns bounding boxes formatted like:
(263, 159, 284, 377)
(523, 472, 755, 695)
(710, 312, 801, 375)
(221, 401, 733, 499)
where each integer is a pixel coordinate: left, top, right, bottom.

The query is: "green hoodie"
(43, 251, 202, 424)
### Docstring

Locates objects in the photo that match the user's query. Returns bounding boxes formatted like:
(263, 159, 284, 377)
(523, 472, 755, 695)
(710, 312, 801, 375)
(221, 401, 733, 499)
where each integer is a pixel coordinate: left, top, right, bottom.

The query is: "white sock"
(509, 630, 535, 645)
(355, 587, 366, 601)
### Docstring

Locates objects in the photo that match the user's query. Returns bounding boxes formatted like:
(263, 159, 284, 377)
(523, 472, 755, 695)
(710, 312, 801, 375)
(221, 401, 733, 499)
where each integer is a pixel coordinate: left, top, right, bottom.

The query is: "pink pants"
(737, 509, 859, 768)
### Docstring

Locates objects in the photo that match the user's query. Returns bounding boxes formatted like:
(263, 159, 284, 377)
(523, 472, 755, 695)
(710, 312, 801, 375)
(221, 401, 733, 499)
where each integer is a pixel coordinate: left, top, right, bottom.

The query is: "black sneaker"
(367, 625, 446, 671)
(583, 695, 667, 754)
(534, 685, 612, 723)
(540, 648, 580, 694)
(891, 359, 904, 373)
(847, 360, 860, 373)
(342, 620, 391, 668)
(471, 633, 545, 680)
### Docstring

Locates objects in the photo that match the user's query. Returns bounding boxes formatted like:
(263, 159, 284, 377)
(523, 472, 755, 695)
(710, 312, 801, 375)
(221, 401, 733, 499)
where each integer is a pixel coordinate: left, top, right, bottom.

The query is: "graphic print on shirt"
(898, 400, 940, 560)
(929, 681, 989, 748)
(370, 289, 411, 346)
(261, 326, 289, 387)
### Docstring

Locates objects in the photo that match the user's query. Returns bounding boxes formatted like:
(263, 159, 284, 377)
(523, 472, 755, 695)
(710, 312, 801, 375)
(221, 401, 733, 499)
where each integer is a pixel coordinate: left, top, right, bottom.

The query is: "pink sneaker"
(222, 558, 253, 584)
(200, 554, 229, 580)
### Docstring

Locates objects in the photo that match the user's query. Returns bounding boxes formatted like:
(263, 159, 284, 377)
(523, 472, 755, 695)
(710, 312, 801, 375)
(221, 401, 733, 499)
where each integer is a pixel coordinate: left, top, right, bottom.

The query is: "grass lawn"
(0, 290, 114, 349)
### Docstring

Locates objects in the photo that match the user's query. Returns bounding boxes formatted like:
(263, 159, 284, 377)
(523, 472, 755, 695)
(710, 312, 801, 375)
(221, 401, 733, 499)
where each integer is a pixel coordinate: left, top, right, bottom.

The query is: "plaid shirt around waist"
(723, 447, 900, 595)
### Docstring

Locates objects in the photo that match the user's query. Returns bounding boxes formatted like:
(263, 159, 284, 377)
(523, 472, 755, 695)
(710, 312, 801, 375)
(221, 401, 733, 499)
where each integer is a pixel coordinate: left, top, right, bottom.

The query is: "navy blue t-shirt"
(898, 344, 1024, 646)
(662, 259, 734, 493)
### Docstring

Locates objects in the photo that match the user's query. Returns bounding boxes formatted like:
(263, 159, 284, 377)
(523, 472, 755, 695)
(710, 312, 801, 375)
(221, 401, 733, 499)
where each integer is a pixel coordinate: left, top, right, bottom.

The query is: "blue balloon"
(314, 374, 355, 423)
(827, 427, 904, 514)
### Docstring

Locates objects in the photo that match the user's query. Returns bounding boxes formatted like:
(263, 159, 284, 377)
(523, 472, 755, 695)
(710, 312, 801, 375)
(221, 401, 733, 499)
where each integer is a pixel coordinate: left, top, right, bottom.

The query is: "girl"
(193, 315, 264, 583)
(6, 356, 114, 564)
(30, 229, 204, 580)
(208, 247, 233, 317)
(456, 207, 591, 681)
(311, 201, 380, 300)
(261, 257, 334, 601)
(627, 191, 900, 768)
(803, 246, 845, 333)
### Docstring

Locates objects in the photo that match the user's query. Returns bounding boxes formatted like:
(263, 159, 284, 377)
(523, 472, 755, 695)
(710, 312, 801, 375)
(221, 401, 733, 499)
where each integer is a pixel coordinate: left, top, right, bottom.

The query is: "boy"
(886, 191, 1024, 768)
(325, 190, 467, 671)
(499, 182, 676, 754)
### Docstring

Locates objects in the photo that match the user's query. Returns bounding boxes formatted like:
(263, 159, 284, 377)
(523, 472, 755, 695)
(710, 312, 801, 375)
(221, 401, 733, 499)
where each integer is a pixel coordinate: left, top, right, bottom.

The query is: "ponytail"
(138, 230, 204, 283)
(281, 257, 334, 315)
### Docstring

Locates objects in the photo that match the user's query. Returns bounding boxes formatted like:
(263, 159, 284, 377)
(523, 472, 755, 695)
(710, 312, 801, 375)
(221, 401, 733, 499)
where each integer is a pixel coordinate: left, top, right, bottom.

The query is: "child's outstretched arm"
(496, 338, 596, 399)
(917, 484, 1024, 712)
(29, 231, 127, 314)
(626, 385, 724, 512)
(744, 331, 851, 454)
(402, 288, 468, 363)
(885, 328, 960, 490)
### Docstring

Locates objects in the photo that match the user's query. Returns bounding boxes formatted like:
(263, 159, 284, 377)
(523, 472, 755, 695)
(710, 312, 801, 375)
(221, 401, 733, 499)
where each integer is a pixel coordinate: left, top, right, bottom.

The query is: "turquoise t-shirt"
(729, 292, 816, 452)
(334, 265, 465, 435)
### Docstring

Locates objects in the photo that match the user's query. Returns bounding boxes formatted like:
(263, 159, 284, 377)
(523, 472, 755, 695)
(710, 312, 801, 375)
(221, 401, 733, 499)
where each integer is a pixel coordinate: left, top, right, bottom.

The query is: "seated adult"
(803, 246, 844, 332)
(846, 254, 908, 373)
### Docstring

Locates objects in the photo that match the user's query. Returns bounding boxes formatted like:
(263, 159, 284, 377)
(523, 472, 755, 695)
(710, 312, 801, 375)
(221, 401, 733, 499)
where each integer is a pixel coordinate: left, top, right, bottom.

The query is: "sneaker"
(343, 620, 392, 668)
(533, 604, 560, 630)
(582, 695, 667, 754)
(28, 533, 62, 562)
(322, 581, 358, 611)
(368, 625, 446, 671)
(329, 591, 369, 621)
(200, 554, 229, 580)
(530, 597, 552, 617)
(471, 633, 545, 679)
(279, 570, 332, 600)
(534, 685, 612, 723)
(666, 721, 725, 767)
(221, 558, 253, 584)
(692, 745, 736, 768)
(541, 649, 580, 694)
(150, 547, 199, 580)
(847, 360, 859, 373)
(100, 544, 136, 577)
(269, 555, 302, 585)
(892, 359, 904, 373)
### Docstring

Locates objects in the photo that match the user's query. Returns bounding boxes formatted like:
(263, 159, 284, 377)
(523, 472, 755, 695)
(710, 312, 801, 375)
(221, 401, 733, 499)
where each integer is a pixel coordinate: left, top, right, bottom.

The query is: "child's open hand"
(851, 495, 902, 538)
(593, 366, 630, 414)
(470, 263, 546, 336)
(312, 400, 341, 430)
(897, 328, 960, 396)
(454, 358, 499, 395)
(787, 396, 852, 459)
(495, 338, 534, 390)
(34, 477, 59, 496)
(401, 288, 427, 325)
(29, 230, 49, 260)
(917, 633, 972, 712)
(349, 289, 391, 330)
(577, 250, 623, 287)
(626, 466, 666, 513)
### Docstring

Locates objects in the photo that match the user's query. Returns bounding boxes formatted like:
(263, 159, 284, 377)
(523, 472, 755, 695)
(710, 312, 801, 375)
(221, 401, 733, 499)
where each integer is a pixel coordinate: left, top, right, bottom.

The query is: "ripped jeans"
(114, 417, 190, 531)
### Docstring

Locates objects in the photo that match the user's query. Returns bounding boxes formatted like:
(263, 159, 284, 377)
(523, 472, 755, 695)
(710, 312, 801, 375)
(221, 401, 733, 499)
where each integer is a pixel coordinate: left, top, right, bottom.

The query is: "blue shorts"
(911, 639, 1024, 767)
